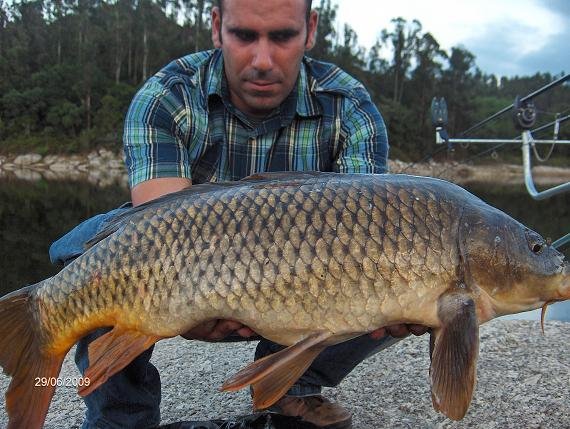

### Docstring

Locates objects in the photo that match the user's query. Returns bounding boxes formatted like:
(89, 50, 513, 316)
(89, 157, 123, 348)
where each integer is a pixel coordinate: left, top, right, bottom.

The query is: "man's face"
(212, 0, 318, 118)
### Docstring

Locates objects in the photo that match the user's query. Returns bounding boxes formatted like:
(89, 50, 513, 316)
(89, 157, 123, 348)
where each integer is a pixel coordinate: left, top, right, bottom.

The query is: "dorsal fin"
(240, 171, 347, 189)
(84, 181, 244, 249)
(241, 171, 332, 182)
(83, 206, 146, 249)
(85, 171, 339, 249)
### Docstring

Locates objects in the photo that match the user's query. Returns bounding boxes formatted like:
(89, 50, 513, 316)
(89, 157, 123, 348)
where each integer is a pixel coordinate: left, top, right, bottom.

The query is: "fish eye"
(525, 229, 546, 255)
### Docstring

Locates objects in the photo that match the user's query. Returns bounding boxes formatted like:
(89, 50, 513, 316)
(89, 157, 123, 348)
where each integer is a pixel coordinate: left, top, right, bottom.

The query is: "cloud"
(541, 0, 570, 18)
(517, 29, 570, 77)
(334, 0, 568, 77)
(458, 9, 567, 77)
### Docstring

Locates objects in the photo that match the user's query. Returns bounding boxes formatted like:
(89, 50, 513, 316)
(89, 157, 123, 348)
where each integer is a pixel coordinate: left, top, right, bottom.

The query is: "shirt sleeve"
(334, 87, 389, 174)
(123, 78, 192, 189)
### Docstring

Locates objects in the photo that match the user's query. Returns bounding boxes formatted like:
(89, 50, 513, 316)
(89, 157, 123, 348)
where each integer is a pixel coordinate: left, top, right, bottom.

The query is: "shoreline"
(0, 150, 568, 187)
(0, 150, 128, 187)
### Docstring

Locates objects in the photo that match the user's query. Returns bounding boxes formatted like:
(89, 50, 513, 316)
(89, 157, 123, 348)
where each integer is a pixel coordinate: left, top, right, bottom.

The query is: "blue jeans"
(51, 208, 400, 428)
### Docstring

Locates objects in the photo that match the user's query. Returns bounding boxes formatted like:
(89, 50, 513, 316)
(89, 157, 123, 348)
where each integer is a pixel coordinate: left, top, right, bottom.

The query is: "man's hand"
(181, 319, 257, 341)
(182, 320, 428, 342)
(369, 323, 429, 340)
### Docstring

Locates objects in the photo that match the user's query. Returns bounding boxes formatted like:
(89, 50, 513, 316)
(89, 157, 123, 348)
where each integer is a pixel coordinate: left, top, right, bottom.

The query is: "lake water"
(0, 176, 568, 320)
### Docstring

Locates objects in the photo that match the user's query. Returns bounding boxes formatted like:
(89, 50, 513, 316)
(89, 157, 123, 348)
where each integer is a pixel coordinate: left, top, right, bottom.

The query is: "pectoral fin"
(221, 331, 332, 409)
(430, 290, 479, 421)
(78, 327, 162, 397)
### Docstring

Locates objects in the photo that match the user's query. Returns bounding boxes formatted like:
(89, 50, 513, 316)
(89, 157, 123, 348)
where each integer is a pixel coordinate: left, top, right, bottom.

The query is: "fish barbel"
(0, 172, 568, 428)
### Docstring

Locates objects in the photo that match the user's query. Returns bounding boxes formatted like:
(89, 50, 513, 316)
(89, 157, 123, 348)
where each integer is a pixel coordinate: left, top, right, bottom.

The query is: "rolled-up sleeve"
(334, 87, 389, 174)
(123, 79, 192, 189)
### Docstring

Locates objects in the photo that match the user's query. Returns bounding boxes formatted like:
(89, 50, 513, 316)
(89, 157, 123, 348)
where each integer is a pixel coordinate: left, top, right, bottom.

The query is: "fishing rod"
(553, 234, 570, 250)
(431, 113, 570, 178)
(513, 114, 570, 140)
(429, 78, 570, 249)
(430, 88, 570, 200)
(458, 74, 569, 138)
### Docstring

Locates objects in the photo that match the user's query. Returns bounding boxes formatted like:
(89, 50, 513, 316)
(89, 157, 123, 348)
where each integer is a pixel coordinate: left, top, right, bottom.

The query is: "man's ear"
(305, 10, 319, 50)
(211, 6, 222, 48)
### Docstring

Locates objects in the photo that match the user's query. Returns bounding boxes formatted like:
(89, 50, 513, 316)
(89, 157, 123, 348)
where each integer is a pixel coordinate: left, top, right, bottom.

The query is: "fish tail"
(0, 284, 66, 429)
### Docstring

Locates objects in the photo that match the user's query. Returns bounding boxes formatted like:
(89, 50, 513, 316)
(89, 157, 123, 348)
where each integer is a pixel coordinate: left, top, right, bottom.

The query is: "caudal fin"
(0, 285, 66, 429)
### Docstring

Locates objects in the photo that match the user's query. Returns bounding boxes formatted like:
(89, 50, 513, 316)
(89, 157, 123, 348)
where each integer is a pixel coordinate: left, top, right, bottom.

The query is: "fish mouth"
(543, 262, 570, 332)
(562, 262, 570, 293)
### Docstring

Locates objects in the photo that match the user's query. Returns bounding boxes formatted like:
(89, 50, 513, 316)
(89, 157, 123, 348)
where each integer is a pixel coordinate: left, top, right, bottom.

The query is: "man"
(51, 0, 426, 427)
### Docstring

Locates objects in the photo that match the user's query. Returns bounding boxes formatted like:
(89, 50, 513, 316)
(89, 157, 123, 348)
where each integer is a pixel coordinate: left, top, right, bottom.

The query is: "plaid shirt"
(124, 49, 388, 187)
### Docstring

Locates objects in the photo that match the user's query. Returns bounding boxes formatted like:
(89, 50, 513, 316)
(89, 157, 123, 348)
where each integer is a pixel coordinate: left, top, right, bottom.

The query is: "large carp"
(0, 172, 568, 428)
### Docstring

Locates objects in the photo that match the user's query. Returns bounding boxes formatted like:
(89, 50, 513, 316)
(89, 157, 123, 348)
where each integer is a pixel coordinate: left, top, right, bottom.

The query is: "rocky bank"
(0, 150, 128, 187)
(0, 151, 569, 187)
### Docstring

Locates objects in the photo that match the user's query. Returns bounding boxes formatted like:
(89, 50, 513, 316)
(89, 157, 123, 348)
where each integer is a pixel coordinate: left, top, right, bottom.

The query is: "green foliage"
(0, 0, 568, 161)
(46, 101, 83, 134)
(378, 97, 417, 161)
(470, 96, 514, 138)
(93, 83, 137, 139)
(311, 0, 337, 61)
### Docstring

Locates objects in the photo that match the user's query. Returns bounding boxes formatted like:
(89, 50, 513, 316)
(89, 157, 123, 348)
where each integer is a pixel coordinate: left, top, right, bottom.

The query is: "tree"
(0, 0, 7, 58)
(0, 0, 9, 95)
(0, 0, 567, 162)
(5, 0, 50, 84)
(45, 0, 72, 65)
(440, 46, 477, 135)
(408, 31, 447, 149)
(381, 17, 421, 104)
(311, 0, 337, 62)
(333, 24, 366, 79)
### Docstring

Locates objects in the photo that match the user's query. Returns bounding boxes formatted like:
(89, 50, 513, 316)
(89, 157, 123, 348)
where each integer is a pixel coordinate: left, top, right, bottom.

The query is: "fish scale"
(2, 172, 568, 428)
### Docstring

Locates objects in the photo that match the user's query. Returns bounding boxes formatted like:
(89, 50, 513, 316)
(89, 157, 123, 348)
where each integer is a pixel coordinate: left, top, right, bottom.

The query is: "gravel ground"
(1, 319, 569, 428)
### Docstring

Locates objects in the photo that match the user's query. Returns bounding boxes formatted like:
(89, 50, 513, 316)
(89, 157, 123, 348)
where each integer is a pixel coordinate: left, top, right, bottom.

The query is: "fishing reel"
(513, 95, 537, 130)
(431, 97, 451, 147)
(431, 97, 448, 128)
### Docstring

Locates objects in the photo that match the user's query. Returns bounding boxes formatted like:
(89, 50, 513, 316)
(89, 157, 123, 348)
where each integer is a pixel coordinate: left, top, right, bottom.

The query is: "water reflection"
(0, 177, 568, 318)
(0, 177, 129, 294)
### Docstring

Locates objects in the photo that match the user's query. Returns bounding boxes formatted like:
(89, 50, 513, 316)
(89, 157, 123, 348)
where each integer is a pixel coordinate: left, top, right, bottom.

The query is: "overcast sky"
(333, 0, 569, 78)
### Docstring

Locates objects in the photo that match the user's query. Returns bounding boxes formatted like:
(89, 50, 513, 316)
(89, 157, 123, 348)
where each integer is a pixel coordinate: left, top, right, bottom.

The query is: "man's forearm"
(130, 177, 193, 206)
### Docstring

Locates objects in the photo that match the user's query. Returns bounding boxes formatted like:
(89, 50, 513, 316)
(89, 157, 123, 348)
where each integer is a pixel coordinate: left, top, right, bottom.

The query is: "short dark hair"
(218, 0, 313, 23)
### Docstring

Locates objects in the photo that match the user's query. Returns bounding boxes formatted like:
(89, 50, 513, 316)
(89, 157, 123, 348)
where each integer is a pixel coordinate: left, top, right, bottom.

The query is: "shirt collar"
(295, 58, 322, 117)
(205, 49, 225, 99)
